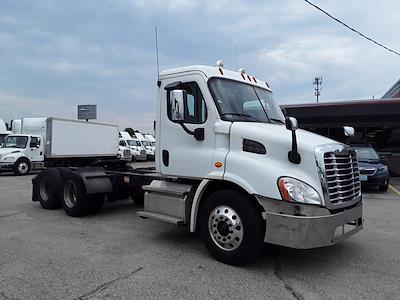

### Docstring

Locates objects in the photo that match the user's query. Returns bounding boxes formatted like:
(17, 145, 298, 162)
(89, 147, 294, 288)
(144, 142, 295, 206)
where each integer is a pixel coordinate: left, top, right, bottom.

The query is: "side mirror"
(343, 126, 355, 137)
(285, 117, 298, 131)
(169, 90, 186, 122)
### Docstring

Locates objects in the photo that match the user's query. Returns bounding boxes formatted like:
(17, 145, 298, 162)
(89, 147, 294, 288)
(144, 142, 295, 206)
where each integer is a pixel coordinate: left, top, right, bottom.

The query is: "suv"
(351, 144, 390, 191)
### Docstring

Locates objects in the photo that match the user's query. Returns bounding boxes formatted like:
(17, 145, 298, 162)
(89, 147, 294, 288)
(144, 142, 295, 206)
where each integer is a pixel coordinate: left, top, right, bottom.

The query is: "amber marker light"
(278, 178, 291, 202)
(215, 162, 222, 168)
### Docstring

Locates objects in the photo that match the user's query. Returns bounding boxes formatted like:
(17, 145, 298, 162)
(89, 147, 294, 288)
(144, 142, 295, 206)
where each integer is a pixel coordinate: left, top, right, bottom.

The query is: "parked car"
(352, 144, 390, 191)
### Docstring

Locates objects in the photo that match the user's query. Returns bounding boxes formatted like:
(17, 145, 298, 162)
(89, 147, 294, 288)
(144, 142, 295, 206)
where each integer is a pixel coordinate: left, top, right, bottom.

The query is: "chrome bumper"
(257, 196, 363, 249)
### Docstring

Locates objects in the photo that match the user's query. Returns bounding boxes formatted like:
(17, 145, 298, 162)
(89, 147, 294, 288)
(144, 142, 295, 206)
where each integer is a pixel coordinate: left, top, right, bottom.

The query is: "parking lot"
(1, 166, 400, 299)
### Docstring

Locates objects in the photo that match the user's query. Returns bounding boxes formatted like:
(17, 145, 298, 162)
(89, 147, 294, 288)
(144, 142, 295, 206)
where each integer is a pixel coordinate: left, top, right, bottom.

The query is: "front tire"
(379, 181, 389, 192)
(199, 189, 264, 266)
(13, 158, 31, 176)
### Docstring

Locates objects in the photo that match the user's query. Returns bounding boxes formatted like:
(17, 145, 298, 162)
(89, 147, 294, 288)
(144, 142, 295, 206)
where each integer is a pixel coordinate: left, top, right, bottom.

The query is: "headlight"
(278, 177, 321, 205)
(4, 156, 15, 161)
(378, 166, 388, 172)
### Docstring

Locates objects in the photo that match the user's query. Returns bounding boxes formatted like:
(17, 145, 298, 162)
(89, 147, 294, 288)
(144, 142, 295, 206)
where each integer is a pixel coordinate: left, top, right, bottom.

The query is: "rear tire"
(13, 158, 31, 176)
(61, 172, 90, 217)
(35, 169, 63, 209)
(199, 189, 264, 266)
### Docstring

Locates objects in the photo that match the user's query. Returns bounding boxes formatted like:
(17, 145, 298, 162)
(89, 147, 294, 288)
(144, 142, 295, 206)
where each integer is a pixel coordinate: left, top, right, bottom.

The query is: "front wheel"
(13, 158, 31, 176)
(379, 181, 389, 192)
(199, 189, 265, 266)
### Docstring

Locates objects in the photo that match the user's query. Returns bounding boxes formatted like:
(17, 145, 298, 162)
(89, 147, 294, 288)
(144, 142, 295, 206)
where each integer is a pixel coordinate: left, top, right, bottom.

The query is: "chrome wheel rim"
(208, 205, 243, 251)
(64, 180, 77, 208)
(39, 178, 50, 201)
(18, 162, 29, 174)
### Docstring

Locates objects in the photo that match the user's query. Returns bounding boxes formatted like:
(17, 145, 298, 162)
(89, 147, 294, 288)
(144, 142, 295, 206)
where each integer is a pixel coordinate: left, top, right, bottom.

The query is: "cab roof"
(160, 65, 272, 92)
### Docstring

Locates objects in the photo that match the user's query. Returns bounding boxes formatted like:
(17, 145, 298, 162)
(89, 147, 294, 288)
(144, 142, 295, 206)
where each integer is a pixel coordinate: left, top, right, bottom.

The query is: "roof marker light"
(253, 76, 257, 83)
(216, 60, 224, 68)
(219, 67, 224, 75)
(265, 81, 270, 88)
(247, 75, 252, 81)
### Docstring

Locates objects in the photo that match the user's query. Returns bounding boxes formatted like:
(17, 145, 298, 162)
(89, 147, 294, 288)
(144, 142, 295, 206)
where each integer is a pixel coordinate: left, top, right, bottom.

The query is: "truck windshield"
(127, 140, 136, 146)
(3, 136, 28, 148)
(209, 78, 285, 124)
(142, 141, 149, 146)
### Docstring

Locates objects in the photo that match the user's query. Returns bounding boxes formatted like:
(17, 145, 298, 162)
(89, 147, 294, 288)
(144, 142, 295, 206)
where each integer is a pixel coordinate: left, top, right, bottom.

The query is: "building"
(281, 99, 400, 175)
(382, 79, 400, 99)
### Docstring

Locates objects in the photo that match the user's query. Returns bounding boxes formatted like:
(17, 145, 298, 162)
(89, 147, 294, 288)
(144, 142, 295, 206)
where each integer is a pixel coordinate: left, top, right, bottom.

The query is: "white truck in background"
(32, 62, 363, 266)
(0, 117, 119, 175)
(0, 118, 12, 147)
(135, 132, 155, 160)
(144, 134, 156, 152)
(119, 131, 147, 161)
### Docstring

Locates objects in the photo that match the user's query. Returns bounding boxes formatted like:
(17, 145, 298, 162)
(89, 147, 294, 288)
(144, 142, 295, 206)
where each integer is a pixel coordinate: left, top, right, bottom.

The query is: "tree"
(124, 127, 135, 137)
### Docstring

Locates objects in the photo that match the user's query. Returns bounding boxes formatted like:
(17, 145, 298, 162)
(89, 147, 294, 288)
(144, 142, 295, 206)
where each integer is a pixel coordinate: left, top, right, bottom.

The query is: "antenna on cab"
(155, 26, 161, 87)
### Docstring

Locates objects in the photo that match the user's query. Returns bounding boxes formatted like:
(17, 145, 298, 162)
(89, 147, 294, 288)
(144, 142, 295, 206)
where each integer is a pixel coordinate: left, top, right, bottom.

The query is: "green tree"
(124, 127, 135, 137)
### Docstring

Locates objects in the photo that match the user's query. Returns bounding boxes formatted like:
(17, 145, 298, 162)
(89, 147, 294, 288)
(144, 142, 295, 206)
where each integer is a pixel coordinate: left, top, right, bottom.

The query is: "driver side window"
(167, 81, 207, 124)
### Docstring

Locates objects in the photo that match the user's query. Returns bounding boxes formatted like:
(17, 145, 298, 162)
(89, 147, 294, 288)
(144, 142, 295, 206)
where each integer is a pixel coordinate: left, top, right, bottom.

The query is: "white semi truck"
(1, 117, 119, 175)
(119, 131, 147, 161)
(135, 132, 155, 160)
(32, 63, 363, 265)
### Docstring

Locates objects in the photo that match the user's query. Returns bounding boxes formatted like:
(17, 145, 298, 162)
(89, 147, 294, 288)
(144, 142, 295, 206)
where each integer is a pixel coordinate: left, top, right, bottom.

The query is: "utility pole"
(313, 76, 323, 103)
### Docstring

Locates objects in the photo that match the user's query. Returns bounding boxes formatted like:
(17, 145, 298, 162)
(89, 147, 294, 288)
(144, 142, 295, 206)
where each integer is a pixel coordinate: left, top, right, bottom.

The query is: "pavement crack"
(0, 212, 21, 219)
(74, 267, 143, 300)
(273, 250, 304, 300)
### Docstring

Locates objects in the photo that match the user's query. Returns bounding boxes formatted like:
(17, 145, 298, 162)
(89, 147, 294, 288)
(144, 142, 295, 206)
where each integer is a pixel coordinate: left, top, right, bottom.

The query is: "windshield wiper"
(269, 118, 285, 124)
(221, 113, 259, 122)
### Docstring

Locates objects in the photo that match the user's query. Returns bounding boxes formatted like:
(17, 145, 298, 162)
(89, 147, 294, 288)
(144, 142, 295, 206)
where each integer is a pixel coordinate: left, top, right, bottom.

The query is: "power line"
(304, 0, 400, 57)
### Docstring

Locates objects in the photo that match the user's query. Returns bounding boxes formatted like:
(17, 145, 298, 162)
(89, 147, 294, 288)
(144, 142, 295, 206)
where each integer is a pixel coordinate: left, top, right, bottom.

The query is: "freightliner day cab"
(32, 62, 363, 265)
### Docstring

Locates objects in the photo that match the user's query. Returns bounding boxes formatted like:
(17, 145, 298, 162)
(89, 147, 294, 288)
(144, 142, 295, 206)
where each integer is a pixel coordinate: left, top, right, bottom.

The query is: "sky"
(1, 0, 399, 132)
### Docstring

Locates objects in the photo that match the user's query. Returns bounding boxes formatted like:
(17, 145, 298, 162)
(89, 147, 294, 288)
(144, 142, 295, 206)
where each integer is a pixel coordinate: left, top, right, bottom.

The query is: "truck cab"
(119, 132, 147, 161)
(135, 132, 155, 160)
(140, 62, 363, 264)
(0, 134, 44, 175)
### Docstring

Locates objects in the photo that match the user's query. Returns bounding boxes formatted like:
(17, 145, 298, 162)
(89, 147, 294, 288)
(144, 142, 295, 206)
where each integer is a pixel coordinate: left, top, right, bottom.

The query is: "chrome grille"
(324, 150, 361, 205)
(140, 150, 146, 156)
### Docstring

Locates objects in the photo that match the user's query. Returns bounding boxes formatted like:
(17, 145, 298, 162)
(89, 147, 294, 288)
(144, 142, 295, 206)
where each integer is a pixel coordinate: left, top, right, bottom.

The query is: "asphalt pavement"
(1, 166, 400, 299)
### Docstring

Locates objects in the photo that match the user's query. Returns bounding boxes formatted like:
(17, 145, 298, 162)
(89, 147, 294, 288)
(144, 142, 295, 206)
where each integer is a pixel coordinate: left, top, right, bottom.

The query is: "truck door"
(159, 76, 217, 178)
(29, 136, 43, 162)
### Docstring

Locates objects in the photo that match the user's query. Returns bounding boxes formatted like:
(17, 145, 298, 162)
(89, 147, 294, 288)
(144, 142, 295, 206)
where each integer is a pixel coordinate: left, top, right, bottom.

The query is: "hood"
(231, 122, 336, 153)
(228, 122, 343, 201)
(0, 148, 22, 156)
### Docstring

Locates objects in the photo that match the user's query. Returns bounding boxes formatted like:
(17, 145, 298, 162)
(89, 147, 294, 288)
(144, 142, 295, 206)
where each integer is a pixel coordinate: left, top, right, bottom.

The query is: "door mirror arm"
(285, 117, 301, 164)
(178, 123, 204, 141)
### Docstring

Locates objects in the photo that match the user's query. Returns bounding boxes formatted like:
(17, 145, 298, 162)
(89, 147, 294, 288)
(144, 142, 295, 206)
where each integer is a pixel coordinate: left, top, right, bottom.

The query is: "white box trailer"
(0, 117, 119, 175)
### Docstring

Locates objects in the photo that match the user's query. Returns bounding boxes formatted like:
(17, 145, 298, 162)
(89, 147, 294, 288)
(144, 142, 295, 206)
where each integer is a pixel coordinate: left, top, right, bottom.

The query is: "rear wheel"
(199, 189, 264, 266)
(61, 172, 89, 217)
(35, 169, 63, 209)
(13, 158, 30, 176)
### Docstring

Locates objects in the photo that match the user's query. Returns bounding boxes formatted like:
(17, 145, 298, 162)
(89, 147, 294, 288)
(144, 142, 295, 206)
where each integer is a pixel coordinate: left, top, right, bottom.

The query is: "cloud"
(0, 0, 399, 131)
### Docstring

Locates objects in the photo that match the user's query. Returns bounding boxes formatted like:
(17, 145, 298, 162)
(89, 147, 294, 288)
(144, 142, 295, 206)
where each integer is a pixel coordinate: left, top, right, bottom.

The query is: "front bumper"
(0, 162, 13, 170)
(256, 196, 363, 249)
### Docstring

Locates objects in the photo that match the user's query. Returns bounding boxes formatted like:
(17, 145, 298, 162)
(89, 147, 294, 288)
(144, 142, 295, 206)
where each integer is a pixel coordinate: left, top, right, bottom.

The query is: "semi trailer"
(1, 117, 119, 175)
(32, 63, 363, 265)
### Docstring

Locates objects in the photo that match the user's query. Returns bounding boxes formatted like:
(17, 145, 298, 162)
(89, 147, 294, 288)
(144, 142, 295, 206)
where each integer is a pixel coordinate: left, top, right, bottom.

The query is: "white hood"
(225, 122, 342, 202)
